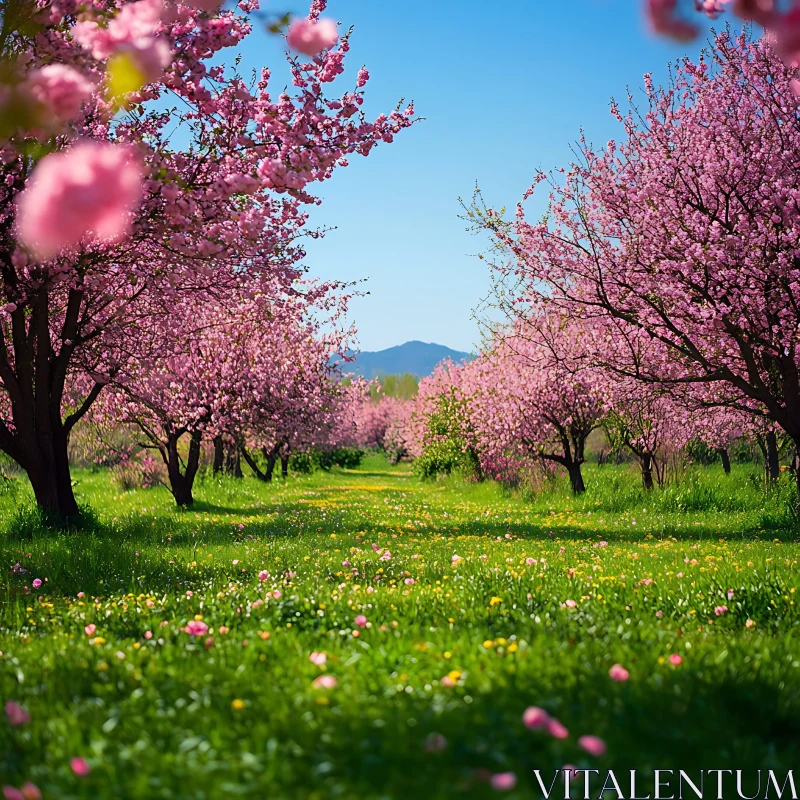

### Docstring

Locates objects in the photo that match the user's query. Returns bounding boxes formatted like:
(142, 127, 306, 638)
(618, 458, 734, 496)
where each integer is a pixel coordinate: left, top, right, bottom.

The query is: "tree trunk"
(641, 453, 654, 491)
(567, 461, 586, 494)
(213, 436, 224, 475)
(241, 446, 269, 482)
(717, 447, 731, 475)
(280, 453, 289, 479)
(766, 430, 780, 483)
(795, 457, 800, 511)
(24, 425, 80, 520)
(165, 431, 202, 507)
(225, 445, 243, 478)
(264, 448, 277, 482)
(0, 286, 95, 523)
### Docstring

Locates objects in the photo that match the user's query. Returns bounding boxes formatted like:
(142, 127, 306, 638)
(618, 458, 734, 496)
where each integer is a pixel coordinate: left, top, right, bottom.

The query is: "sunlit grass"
(0, 456, 798, 797)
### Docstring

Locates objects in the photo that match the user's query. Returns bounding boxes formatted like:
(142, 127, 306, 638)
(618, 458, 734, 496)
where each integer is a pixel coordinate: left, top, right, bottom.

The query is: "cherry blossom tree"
(479, 30, 800, 501)
(95, 281, 352, 505)
(353, 393, 414, 463)
(412, 360, 483, 480)
(601, 384, 692, 489)
(466, 330, 605, 494)
(0, 0, 415, 518)
(645, 0, 800, 64)
(237, 305, 354, 484)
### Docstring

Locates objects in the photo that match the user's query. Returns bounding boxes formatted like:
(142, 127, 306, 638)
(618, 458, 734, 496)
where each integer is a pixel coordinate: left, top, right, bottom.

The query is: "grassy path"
(1, 457, 799, 797)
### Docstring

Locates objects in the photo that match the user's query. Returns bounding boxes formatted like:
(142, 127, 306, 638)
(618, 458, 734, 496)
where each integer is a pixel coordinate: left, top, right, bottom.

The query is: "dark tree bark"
(241, 446, 267, 482)
(536, 420, 593, 495)
(164, 430, 202, 507)
(758, 432, 781, 483)
(641, 453, 655, 491)
(766, 430, 780, 482)
(212, 436, 224, 475)
(717, 447, 731, 475)
(224, 444, 243, 478)
(280, 452, 289, 479)
(391, 447, 407, 466)
(567, 461, 586, 494)
(0, 283, 100, 522)
(263, 447, 278, 482)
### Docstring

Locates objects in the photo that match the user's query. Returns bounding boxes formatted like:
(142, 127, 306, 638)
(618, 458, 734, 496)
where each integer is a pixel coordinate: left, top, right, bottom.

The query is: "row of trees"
(0, 0, 415, 518)
(415, 29, 800, 500)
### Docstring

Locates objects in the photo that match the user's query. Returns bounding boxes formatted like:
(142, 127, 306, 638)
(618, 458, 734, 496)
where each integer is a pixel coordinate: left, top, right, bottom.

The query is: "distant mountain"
(348, 341, 471, 379)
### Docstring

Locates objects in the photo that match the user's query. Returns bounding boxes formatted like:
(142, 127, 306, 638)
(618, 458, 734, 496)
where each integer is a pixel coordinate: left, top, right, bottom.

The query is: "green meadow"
(1, 456, 799, 798)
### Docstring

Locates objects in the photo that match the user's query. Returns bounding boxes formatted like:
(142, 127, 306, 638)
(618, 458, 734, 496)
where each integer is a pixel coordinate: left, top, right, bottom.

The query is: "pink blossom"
(4, 701, 30, 726)
(312, 674, 337, 689)
(354, 614, 367, 629)
(404, 578, 415, 585)
(547, 718, 569, 739)
(3, 788, 24, 800)
(523, 706, 551, 730)
(117, 38, 172, 84)
(490, 773, 517, 791)
(21, 784, 42, 800)
(17, 141, 143, 259)
(31, 579, 41, 589)
(645, 0, 698, 40)
(72, 0, 164, 60)
(669, 654, 683, 666)
(714, 605, 728, 616)
(380, 551, 391, 561)
(144, 630, 153, 639)
(564, 599, 577, 608)
(287, 17, 339, 56)
(185, 620, 209, 636)
(26, 65, 95, 121)
(609, 663, 630, 682)
(578, 735, 607, 757)
(84, 624, 96, 636)
(258, 570, 269, 582)
(727, 589, 735, 600)
(70, 757, 91, 777)
(309, 651, 327, 666)
(272, 590, 281, 600)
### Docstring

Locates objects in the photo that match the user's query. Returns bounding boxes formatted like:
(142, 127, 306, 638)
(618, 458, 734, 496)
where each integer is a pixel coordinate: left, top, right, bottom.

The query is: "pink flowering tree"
(237, 300, 355, 484)
(0, 0, 414, 519)
(645, 0, 800, 63)
(412, 360, 484, 480)
(479, 30, 800, 502)
(97, 282, 353, 505)
(353, 392, 414, 463)
(466, 330, 605, 494)
(601, 383, 693, 489)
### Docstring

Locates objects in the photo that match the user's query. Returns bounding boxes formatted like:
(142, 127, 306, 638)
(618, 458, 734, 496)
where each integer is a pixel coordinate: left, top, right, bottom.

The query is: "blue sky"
(241, 1, 715, 352)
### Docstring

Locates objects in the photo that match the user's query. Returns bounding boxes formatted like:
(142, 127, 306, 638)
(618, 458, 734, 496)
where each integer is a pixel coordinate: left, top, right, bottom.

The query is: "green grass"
(1, 457, 800, 798)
